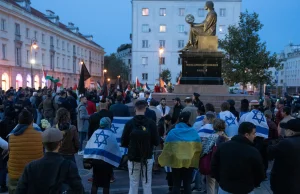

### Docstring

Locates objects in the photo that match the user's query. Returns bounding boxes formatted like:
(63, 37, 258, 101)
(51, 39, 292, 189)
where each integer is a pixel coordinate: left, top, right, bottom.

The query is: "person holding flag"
(239, 100, 269, 179)
(84, 117, 122, 194)
(218, 102, 239, 138)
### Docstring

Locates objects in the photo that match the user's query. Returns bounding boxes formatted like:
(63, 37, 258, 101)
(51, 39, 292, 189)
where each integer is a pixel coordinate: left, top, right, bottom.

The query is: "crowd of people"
(0, 86, 299, 194)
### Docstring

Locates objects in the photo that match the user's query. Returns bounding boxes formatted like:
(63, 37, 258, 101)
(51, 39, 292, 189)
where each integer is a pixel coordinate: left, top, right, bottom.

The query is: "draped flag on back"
(110, 117, 133, 155)
(84, 129, 122, 167)
(198, 123, 214, 138)
(239, 110, 269, 138)
(218, 110, 239, 138)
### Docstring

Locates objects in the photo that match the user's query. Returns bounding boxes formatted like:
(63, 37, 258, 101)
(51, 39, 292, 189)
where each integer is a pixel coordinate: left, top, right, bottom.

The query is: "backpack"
(127, 121, 151, 182)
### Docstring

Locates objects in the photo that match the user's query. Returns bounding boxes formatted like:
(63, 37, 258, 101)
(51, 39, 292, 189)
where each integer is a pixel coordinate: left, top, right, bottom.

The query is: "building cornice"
(0, 0, 104, 52)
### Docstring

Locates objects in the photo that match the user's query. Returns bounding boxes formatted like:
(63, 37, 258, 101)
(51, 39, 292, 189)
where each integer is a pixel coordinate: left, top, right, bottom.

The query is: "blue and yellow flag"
(159, 123, 202, 169)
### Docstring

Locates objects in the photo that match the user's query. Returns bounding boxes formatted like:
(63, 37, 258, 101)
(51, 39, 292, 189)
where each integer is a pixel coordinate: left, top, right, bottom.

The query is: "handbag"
(199, 145, 217, 175)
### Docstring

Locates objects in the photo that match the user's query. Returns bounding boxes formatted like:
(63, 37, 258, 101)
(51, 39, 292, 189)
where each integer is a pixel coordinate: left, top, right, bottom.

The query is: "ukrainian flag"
(159, 123, 202, 168)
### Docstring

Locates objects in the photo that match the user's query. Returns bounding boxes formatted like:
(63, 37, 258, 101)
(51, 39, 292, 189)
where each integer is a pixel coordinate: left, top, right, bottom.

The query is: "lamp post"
(158, 47, 164, 81)
(30, 40, 38, 88)
(103, 69, 107, 83)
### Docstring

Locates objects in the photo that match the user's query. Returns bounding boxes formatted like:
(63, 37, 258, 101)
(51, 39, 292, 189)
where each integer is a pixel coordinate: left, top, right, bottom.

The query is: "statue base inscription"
(179, 50, 224, 85)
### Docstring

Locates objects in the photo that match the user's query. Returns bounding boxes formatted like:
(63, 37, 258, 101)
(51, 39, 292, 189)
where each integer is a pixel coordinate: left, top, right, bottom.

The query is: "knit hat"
(42, 128, 63, 143)
(100, 117, 112, 129)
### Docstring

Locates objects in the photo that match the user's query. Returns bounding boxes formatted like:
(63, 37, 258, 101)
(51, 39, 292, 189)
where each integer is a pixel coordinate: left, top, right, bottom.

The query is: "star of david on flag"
(110, 124, 119, 133)
(252, 111, 265, 124)
(94, 131, 109, 147)
(225, 116, 236, 126)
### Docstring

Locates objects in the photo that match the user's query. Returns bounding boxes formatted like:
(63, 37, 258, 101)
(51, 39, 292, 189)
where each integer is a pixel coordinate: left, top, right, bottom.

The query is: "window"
(2, 44, 6, 59)
(142, 73, 148, 80)
(57, 57, 59, 67)
(178, 40, 184, 48)
(57, 39, 59, 48)
(26, 50, 29, 63)
(67, 59, 70, 69)
(62, 58, 65, 68)
(128, 59, 131, 65)
(198, 8, 205, 17)
(50, 36, 54, 46)
(159, 8, 166, 16)
(219, 25, 225, 34)
(62, 41, 65, 50)
(42, 54, 45, 66)
(15, 23, 20, 35)
(142, 40, 149, 48)
(0, 19, 6, 31)
(67, 43, 70, 51)
(42, 34, 45, 43)
(159, 25, 166, 32)
(142, 8, 149, 16)
(178, 58, 182, 65)
(220, 8, 226, 17)
(142, 57, 148, 65)
(50, 54, 54, 69)
(159, 40, 165, 48)
(16, 47, 21, 66)
(159, 57, 165, 65)
(34, 31, 37, 39)
(178, 25, 185, 33)
(179, 8, 185, 16)
(142, 24, 150, 33)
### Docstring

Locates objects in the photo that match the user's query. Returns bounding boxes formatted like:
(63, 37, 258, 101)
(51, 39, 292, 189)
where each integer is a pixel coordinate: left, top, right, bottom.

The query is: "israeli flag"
(193, 115, 205, 131)
(198, 123, 214, 138)
(239, 110, 269, 138)
(218, 111, 239, 138)
(84, 129, 122, 167)
(110, 117, 133, 155)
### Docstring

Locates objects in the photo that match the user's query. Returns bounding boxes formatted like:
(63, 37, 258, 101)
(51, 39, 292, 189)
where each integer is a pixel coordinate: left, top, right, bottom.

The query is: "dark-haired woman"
(55, 108, 80, 163)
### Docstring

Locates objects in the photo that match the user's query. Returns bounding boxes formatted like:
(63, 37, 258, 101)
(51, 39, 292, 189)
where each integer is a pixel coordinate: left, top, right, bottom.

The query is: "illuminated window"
(142, 8, 149, 16)
(160, 25, 166, 32)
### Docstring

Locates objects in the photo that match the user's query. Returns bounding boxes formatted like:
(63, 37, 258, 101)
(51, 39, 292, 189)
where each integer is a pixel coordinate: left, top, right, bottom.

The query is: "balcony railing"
(50, 45, 55, 51)
(15, 34, 21, 41)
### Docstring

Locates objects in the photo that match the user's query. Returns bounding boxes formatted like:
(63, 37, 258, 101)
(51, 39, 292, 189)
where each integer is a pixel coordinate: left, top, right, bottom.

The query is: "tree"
(104, 53, 130, 81)
(219, 11, 280, 93)
(159, 69, 172, 84)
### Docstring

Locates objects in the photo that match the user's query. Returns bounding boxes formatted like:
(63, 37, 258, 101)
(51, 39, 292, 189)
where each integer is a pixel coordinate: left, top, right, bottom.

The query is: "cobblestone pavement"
(76, 155, 273, 194)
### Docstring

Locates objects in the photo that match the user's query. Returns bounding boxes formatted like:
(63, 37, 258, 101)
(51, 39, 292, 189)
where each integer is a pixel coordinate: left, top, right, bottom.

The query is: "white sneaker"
(78, 151, 84, 156)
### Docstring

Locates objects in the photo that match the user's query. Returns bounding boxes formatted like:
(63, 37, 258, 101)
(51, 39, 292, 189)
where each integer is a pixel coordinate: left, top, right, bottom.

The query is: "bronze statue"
(182, 1, 217, 51)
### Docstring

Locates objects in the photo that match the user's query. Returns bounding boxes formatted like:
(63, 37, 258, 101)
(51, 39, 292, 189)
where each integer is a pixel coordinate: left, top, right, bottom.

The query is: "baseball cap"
(280, 119, 300, 132)
(249, 100, 259, 106)
(42, 128, 63, 143)
(172, 97, 181, 102)
(179, 111, 191, 123)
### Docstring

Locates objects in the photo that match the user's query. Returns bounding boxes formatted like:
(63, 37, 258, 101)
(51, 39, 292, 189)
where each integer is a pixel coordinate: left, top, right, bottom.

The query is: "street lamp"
(103, 69, 107, 83)
(80, 60, 84, 65)
(158, 47, 164, 81)
(30, 40, 38, 88)
(107, 78, 111, 82)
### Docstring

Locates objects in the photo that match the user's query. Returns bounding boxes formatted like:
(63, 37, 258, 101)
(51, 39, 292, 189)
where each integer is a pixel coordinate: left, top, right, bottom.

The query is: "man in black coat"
(88, 102, 113, 139)
(15, 128, 84, 194)
(171, 97, 184, 124)
(211, 122, 265, 194)
(67, 90, 78, 126)
(109, 95, 130, 117)
(269, 119, 300, 194)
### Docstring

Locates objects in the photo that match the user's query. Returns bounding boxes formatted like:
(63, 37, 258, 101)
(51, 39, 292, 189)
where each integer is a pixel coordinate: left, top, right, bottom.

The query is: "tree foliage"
(219, 11, 280, 89)
(104, 54, 130, 81)
(160, 69, 172, 84)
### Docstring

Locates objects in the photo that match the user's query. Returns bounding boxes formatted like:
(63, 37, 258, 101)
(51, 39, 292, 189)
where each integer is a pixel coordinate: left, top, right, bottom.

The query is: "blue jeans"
(218, 187, 254, 194)
(79, 132, 87, 151)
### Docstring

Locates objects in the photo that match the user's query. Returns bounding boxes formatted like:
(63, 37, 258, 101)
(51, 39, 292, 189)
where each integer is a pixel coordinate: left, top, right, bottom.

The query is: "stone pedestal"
(174, 84, 228, 95)
(179, 36, 224, 85)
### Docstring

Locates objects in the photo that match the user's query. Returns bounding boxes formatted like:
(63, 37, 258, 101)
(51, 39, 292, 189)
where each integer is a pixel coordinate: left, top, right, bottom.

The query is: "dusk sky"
(31, 0, 300, 55)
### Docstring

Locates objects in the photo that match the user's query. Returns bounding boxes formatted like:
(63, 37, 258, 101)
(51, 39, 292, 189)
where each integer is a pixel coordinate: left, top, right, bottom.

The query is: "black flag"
(78, 62, 91, 95)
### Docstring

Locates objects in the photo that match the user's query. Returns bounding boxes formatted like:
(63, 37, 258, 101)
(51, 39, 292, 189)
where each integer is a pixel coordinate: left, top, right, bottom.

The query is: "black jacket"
(121, 115, 160, 160)
(88, 109, 114, 139)
(211, 135, 265, 194)
(66, 96, 78, 121)
(171, 104, 184, 124)
(109, 102, 130, 117)
(57, 97, 72, 111)
(4, 100, 15, 119)
(15, 152, 84, 194)
(145, 108, 156, 123)
(269, 135, 300, 194)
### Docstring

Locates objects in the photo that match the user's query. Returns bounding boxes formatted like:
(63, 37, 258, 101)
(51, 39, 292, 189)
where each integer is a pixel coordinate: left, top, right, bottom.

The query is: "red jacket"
(86, 100, 96, 115)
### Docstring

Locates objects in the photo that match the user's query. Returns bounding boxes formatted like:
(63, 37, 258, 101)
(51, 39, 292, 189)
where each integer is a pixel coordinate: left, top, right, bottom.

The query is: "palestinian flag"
(136, 77, 141, 90)
(78, 62, 91, 95)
